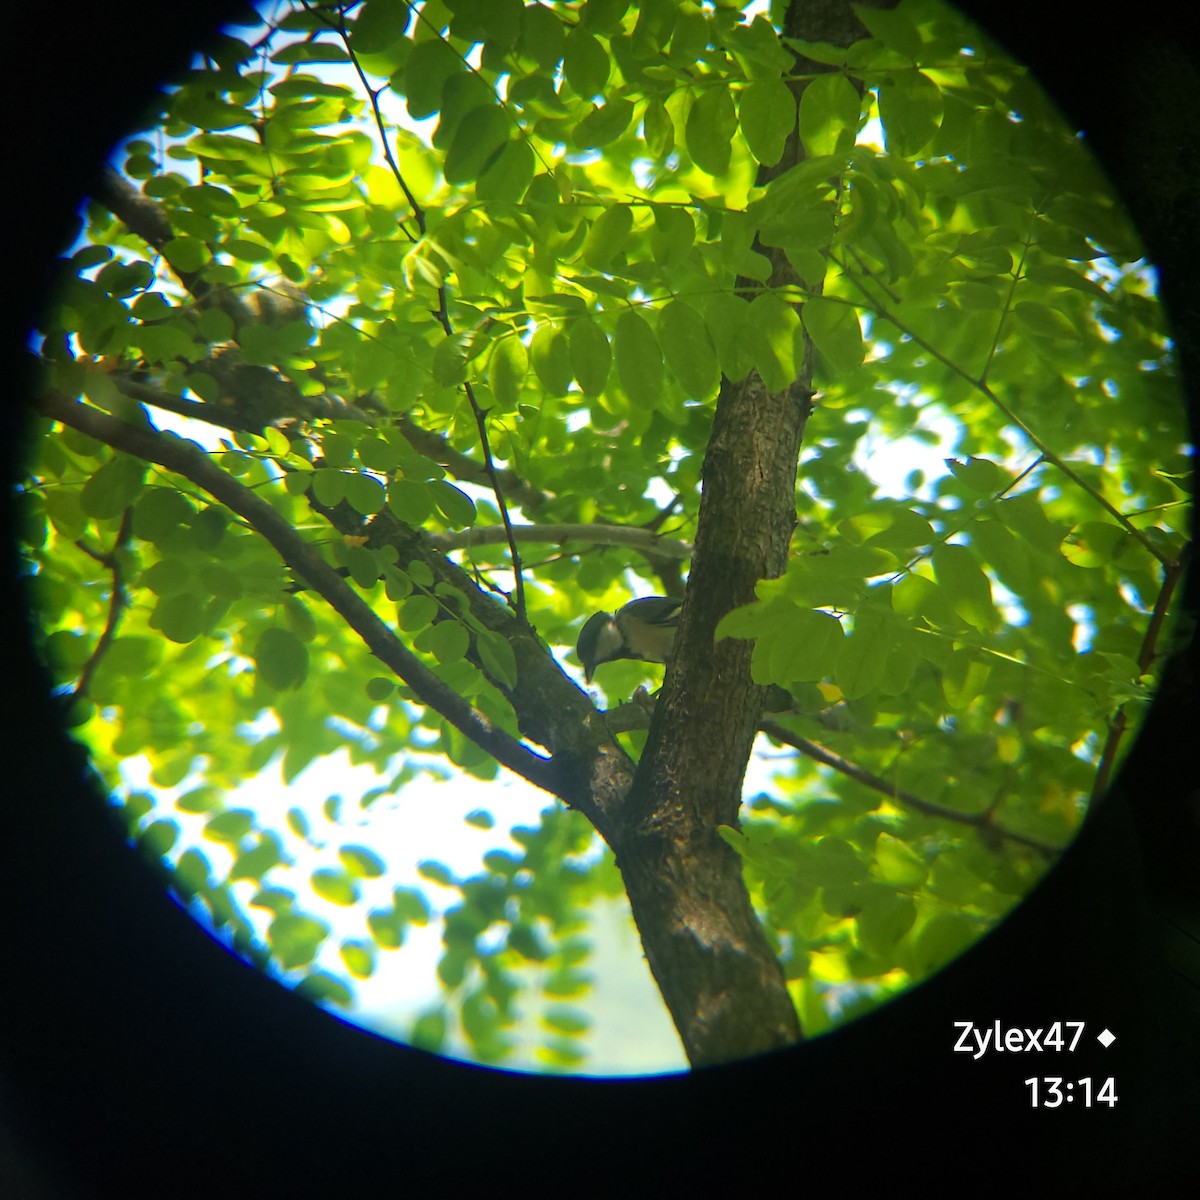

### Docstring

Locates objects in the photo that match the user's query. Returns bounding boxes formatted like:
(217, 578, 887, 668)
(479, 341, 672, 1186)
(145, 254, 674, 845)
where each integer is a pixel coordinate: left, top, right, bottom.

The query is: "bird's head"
(576, 596, 682, 683)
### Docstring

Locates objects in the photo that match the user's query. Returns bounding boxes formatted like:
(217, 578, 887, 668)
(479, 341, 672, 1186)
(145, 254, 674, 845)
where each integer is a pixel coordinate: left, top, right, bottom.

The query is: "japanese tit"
(576, 596, 682, 682)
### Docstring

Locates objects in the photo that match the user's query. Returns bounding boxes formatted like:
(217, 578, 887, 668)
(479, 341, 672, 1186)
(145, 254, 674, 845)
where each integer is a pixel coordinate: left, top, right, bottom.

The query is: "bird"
(576, 596, 683, 683)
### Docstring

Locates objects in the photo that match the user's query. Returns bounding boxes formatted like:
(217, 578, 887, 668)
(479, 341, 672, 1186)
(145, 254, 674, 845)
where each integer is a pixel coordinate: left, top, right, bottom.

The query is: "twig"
(1089, 543, 1191, 807)
(329, 6, 528, 618)
(71, 509, 134, 702)
(831, 252, 1174, 568)
(760, 718, 1064, 857)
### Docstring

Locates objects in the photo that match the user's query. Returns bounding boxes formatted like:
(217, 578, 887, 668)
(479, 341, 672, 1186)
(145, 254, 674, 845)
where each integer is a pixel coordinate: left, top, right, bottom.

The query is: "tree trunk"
(611, 0, 897, 1068)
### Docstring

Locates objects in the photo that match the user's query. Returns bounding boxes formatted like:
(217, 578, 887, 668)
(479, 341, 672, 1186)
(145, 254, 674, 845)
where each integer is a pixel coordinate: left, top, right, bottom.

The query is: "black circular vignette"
(2, 1, 1197, 1194)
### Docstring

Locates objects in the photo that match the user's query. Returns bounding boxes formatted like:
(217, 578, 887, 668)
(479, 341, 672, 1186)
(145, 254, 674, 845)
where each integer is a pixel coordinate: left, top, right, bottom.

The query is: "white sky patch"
(852, 401, 960, 500)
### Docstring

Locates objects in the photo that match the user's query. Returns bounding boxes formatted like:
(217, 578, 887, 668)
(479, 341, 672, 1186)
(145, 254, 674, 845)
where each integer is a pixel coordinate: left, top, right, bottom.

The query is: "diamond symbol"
(1097, 1028, 1116, 1048)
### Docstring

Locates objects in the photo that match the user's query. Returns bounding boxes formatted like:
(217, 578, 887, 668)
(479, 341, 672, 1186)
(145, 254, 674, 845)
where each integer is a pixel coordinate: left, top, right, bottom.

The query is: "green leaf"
(268, 913, 330, 970)
(942, 647, 991, 709)
(907, 913, 983, 978)
(476, 139, 534, 202)
(877, 71, 943, 157)
(1013, 300, 1082, 342)
(389, 479, 435, 525)
(418, 860, 454, 887)
(658, 300, 719, 401)
(614, 310, 663, 409)
(80, 455, 146, 519)
(204, 810, 254, 844)
(686, 86, 738, 176)
(311, 868, 360, 906)
(798, 70, 860, 157)
(444, 105, 512, 185)
(429, 480, 477, 527)
(580, 203, 633, 272)
(931, 544, 996, 631)
(477, 629, 519, 688)
(765, 607, 844, 685)
(417, 618, 470, 664)
(836, 607, 889, 699)
(368, 909, 405, 950)
(569, 317, 612, 395)
(747, 292, 802, 391)
(162, 236, 210, 274)
(521, 2, 565, 70)
(856, 891, 917, 956)
(151, 593, 207, 644)
(343, 471, 386, 515)
(488, 334, 529, 410)
(873, 833, 928, 889)
(562, 28, 609, 98)
(530, 324, 572, 396)
(132, 487, 194, 543)
(649, 206, 694, 269)
(138, 819, 179, 859)
(294, 972, 352, 1007)
(411, 1009, 447, 1052)
(432, 331, 471, 386)
(947, 456, 1008, 495)
(574, 98, 635, 149)
(340, 845, 386, 878)
(399, 593, 439, 632)
(405, 37, 462, 119)
(739, 79, 796, 166)
(255, 626, 309, 691)
(802, 297, 864, 374)
(340, 940, 376, 979)
(705, 292, 754, 381)
(349, 0, 411, 54)
(173, 849, 211, 897)
(311, 467, 348, 508)
(642, 96, 674, 157)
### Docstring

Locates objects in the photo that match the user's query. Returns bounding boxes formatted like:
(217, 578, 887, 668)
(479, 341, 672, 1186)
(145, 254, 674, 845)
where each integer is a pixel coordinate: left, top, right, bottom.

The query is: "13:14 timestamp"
(1024, 1077, 1118, 1108)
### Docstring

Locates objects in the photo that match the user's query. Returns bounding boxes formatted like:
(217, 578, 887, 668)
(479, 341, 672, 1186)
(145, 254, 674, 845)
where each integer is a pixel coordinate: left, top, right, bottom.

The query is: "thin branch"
(759, 718, 1064, 857)
(113, 370, 380, 432)
(92, 167, 256, 325)
(395, 413, 552, 512)
(462, 380, 528, 619)
(428, 522, 693, 560)
(979, 228, 1036, 386)
(1089, 543, 1191, 807)
(326, 4, 423, 241)
(325, 6, 528, 617)
(888, 453, 1046, 585)
(41, 393, 562, 797)
(831, 252, 1174, 568)
(118, 353, 550, 531)
(71, 508, 134, 702)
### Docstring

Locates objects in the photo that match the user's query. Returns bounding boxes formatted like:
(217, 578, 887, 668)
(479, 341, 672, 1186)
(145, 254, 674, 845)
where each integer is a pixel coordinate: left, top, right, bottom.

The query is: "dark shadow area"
(2, 1, 1196, 1193)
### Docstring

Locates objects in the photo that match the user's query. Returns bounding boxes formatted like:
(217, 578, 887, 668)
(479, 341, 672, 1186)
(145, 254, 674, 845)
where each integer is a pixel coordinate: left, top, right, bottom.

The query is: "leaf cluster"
(19, 0, 1189, 1068)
